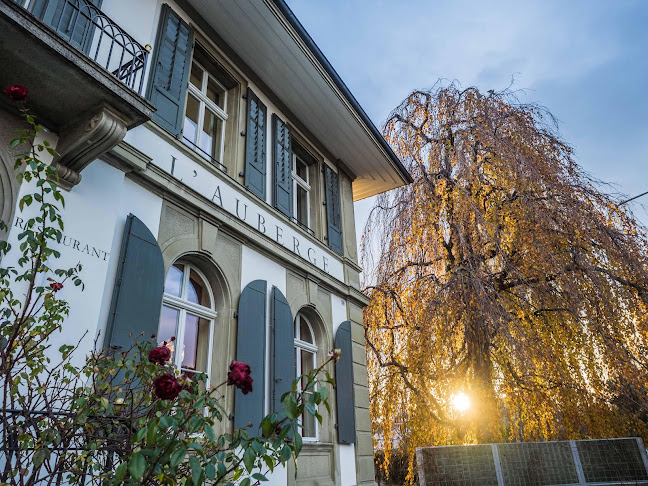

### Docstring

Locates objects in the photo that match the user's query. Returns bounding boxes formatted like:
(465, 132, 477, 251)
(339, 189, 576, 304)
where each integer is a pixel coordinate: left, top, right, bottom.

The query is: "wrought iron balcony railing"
(14, 0, 149, 94)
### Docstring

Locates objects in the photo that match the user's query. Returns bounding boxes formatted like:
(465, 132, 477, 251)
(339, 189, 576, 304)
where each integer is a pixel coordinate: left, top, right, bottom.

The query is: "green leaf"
(147, 420, 158, 446)
(204, 423, 215, 443)
(243, 446, 256, 473)
(128, 453, 145, 481)
(170, 446, 186, 468)
(252, 473, 269, 481)
(189, 455, 202, 485)
(114, 462, 127, 483)
(283, 394, 298, 420)
(33, 448, 50, 468)
(279, 445, 292, 463)
(217, 462, 227, 477)
(293, 431, 303, 456)
(205, 463, 216, 480)
(240, 478, 251, 486)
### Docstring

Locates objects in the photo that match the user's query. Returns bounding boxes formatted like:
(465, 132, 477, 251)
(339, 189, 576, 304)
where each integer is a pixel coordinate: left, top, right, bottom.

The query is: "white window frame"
(184, 59, 228, 164)
(292, 153, 311, 228)
(161, 263, 217, 388)
(294, 313, 318, 441)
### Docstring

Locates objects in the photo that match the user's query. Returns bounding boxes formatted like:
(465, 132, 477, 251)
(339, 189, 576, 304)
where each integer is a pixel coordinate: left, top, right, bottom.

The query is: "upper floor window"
(183, 54, 228, 164)
(294, 313, 318, 440)
(292, 153, 311, 228)
(158, 262, 216, 387)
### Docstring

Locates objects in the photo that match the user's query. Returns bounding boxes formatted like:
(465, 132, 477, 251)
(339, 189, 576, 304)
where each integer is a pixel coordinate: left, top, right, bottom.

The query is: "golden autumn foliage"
(363, 83, 648, 482)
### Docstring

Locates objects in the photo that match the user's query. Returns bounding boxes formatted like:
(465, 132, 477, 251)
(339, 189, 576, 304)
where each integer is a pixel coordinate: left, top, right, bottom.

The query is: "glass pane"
(301, 349, 315, 376)
(164, 264, 184, 297)
(190, 63, 203, 89)
(206, 77, 224, 108)
(296, 185, 308, 226)
(299, 318, 313, 344)
(187, 269, 209, 307)
(302, 394, 317, 438)
(183, 95, 200, 145)
(200, 109, 221, 159)
(158, 306, 180, 359)
(181, 315, 210, 374)
(296, 157, 308, 181)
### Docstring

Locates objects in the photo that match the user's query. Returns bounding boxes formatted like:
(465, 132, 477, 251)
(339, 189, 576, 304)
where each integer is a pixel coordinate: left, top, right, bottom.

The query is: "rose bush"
(0, 88, 337, 486)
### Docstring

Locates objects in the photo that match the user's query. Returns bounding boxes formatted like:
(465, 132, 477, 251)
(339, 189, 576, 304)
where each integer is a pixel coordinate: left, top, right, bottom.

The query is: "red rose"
(148, 346, 171, 364)
(49, 282, 63, 292)
(4, 85, 28, 104)
(153, 373, 181, 400)
(227, 361, 253, 395)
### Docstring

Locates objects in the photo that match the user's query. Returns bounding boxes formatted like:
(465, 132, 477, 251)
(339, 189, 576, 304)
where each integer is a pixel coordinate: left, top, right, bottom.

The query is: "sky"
(284, 0, 648, 246)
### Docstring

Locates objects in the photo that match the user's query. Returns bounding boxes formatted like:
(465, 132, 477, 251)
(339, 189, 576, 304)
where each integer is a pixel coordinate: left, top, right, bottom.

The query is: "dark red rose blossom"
(227, 361, 253, 395)
(49, 282, 63, 292)
(4, 85, 28, 104)
(148, 346, 171, 364)
(153, 373, 181, 400)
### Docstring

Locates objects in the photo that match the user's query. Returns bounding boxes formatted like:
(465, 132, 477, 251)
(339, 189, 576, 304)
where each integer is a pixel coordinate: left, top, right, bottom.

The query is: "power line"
(619, 190, 648, 206)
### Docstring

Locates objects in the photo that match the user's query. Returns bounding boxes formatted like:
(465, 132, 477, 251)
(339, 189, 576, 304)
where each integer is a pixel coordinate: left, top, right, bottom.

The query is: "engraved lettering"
(293, 237, 301, 256)
(235, 199, 248, 220)
(258, 214, 266, 234)
(211, 186, 223, 207)
(322, 256, 329, 272)
(276, 226, 283, 246)
(307, 247, 316, 265)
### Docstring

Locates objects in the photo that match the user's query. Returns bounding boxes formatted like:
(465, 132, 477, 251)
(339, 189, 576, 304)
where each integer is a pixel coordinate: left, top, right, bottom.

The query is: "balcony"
(0, 0, 156, 187)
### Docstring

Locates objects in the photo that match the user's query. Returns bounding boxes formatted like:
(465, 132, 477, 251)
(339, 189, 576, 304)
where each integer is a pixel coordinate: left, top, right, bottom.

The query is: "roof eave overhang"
(185, 0, 413, 201)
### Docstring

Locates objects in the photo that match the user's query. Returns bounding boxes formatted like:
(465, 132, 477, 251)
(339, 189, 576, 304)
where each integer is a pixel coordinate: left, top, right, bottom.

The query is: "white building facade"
(0, 1, 412, 485)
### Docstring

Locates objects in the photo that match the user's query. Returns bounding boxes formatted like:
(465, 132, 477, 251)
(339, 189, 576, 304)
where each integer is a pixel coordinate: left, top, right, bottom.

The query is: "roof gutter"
(269, 0, 414, 185)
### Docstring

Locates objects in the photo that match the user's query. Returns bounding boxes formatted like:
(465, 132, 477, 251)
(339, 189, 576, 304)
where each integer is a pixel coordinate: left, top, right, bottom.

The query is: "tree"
(363, 82, 648, 481)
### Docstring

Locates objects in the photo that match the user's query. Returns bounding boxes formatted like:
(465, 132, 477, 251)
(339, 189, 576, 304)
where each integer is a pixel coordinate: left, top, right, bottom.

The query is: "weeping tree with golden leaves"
(363, 82, 648, 481)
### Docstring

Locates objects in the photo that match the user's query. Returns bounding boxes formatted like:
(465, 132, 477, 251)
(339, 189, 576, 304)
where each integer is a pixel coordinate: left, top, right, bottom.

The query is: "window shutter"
(234, 280, 267, 430)
(244, 89, 267, 200)
(335, 321, 356, 444)
(146, 4, 194, 137)
(39, 0, 102, 53)
(104, 214, 165, 351)
(324, 165, 343, 255)
(272, 114, 293, 218)
(271, 286, 294, 413)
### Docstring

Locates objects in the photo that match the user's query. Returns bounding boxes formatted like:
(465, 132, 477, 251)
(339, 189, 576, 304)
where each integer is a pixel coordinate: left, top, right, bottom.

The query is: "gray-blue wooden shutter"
(271, 287, 294, 413)
(335, 321, 356, 444)
(146, 4, 193, 137)
(104, 214, 164, 351)
(272, 115, 293, 218)
(324, 166, 343, 255)
(244, 89, 267, 200)
(234, 280, 267, 430)
(34, 0, 102, 53)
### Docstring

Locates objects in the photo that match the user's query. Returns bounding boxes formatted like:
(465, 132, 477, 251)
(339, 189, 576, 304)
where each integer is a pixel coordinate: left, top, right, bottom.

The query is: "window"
(158, 262, 216, 387)
(294, 313, 318, 440)
(292, 153, 311, 228)
(183, 49, 228, 165)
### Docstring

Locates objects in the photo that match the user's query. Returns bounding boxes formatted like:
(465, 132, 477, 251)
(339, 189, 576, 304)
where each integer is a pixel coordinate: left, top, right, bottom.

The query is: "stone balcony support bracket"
(52, 105, 130, 190)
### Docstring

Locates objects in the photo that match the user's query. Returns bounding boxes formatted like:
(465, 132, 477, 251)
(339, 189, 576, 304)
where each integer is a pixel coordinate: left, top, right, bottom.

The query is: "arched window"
(158, 262, 216, 387)
(294, 313, 318, 440)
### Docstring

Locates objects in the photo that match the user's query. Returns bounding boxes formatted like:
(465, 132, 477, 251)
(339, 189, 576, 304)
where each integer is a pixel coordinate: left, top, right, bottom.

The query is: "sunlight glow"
(452, 392, 470, 413)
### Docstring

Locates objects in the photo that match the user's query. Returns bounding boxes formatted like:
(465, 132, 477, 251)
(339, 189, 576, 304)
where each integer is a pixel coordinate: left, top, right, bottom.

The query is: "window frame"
(161, 262, 217, 388)
(183, 58, 229, 166)
(291, 152, 311, 229)
(294, 313, 319, 441)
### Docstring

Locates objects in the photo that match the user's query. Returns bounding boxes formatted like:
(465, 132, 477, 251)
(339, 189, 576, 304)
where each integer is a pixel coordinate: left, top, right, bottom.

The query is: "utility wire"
(619, 190, 648, 206)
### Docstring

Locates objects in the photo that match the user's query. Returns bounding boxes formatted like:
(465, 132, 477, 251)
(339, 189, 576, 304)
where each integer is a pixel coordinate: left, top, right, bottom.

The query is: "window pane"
(302, 394, 317, 438)
(296, 157, 308, 181)
(183, 94, 200, 146)
(190, 63, 203, 89)
(164, 264, 184, 297)
(296, 185, 308, 226)
(187, 269, 209, 307)
(299, 318, 313, 344)
(181, 314, 210, 374)
(158, 306, 180, 359)
(200, 109, 221, 159)
(206, 77, 224, 108)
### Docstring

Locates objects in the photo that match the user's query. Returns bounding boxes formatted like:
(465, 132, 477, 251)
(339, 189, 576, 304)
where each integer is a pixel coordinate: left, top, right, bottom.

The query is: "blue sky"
(284, 0, 648, 243)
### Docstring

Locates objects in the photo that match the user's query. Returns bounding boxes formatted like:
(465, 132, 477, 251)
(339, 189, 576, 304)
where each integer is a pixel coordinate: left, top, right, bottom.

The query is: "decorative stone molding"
(52, 105, 130, 190)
